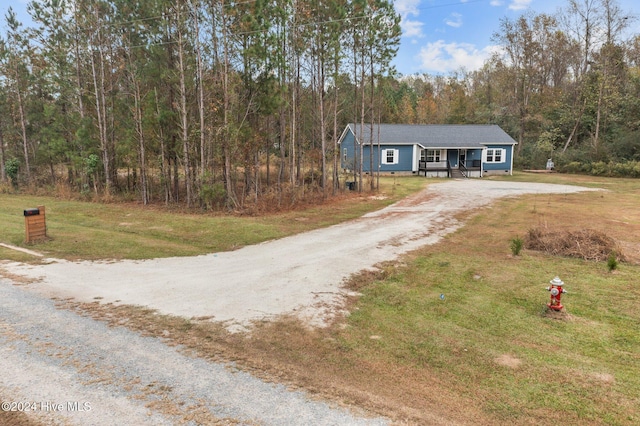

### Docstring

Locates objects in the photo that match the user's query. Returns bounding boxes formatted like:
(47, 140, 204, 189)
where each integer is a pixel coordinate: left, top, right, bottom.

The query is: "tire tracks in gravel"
(0, 281, 388, 425)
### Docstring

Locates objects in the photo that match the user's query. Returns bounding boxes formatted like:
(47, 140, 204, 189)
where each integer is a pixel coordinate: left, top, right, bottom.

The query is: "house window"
(343, 148, 347, 162)
(486, 148, 505, 163)
(386, 150, 395, 163)
(381, 149, 399, 165)
(426, 149, 443, 162)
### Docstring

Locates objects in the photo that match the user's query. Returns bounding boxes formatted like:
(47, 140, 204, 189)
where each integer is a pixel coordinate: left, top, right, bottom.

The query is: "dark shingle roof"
(347, 124, 517, 148)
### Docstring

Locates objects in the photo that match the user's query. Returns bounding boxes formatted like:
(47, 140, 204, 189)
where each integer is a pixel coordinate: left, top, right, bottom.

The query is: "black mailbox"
(24, 208, 40, 216)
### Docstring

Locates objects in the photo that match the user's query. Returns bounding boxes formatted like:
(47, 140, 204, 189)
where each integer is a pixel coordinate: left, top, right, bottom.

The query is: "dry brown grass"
(525, 227, 625, 262)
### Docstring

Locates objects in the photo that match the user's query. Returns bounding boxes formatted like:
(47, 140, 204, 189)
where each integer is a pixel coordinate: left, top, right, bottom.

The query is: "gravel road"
(0, 280, 388, 425)
(0, 179, 598, 425)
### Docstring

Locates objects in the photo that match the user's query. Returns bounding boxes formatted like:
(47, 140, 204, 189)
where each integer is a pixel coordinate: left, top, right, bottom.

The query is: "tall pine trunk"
(0, 125, 6, 182)
(15, 76, 30, 183)
(176, 5, 192, 207)
(133, 78, 148, 205)
(193, 1, 207, 181)
(89, 8, 112, 194)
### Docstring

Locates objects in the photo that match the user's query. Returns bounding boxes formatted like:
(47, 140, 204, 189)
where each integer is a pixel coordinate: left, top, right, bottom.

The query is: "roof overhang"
(479, 142, 518, 146)
(419, 145, 487, 150)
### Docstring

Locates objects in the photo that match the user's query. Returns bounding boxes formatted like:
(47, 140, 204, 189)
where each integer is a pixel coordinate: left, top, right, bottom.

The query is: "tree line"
(391, 0, 639, 173)
(0, 0, 400, 209)
(0, 0, 638, 210)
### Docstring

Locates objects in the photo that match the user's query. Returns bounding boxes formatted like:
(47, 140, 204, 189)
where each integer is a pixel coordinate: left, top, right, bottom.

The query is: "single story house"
(338, 123, 517, 178)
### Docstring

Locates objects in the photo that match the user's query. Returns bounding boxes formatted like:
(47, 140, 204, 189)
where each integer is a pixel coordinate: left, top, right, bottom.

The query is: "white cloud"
(490, 0, 503, 6)
(395, 0, 425, 38)
(445, 12, 463, 28)
(417, 41, 501, 74)
(403, 19, 425, 38)
(508, 0, 532, 10)
(394, 0, 420, 16)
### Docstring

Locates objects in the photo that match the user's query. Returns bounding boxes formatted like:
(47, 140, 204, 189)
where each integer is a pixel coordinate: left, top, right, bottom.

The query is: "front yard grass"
(0, 176, 428, 261)
(325, 174, 640, 424)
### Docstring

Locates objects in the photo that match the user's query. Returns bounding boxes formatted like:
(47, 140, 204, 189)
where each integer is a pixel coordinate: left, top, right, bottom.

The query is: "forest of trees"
(0, 0, 638, 210)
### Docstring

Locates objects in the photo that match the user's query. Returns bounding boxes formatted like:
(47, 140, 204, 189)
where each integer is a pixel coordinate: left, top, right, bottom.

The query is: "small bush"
(199, 182, 227, 210)
(510, 237, 524, 256)
(558, 159, 640, 178)
(5, 158, 19, 186)
(607, 252, 619, 272)
(562, 161, 584, 174)
(590, 161, 609, 176)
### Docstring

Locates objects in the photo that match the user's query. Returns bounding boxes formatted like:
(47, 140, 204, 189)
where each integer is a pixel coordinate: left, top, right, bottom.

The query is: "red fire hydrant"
(546, 276, 566, 311)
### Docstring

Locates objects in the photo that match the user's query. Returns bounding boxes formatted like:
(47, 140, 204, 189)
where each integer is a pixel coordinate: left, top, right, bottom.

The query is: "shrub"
(510, 237, 524, 256)
(590, 161, 609, 176)
(607, 252, 618, 272)
(560, 161, 584, 174)
(199, 182, 227, 210)
(5, 158, 19, 186)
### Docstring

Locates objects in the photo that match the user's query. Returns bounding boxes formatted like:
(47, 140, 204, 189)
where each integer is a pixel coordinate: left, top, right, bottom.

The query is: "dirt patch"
(591, 372, 615, 384)
(0, 407, 43, 426)
(526, 228, 624, 262)
(0, 266, 40, 286)
(543, 309, 572, 321)
(495, 354, 522, 369)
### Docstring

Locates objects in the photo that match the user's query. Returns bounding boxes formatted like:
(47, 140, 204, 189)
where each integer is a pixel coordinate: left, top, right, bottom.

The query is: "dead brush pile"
(525, 228, 625, 262)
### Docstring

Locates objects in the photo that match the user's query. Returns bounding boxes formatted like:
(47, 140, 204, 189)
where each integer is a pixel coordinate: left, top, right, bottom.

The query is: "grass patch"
(341, 250, 640, 423)
(0, 177, 427, 261)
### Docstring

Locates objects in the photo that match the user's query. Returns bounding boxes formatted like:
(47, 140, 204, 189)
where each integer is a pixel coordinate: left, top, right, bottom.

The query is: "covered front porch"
(417, 148, 482, 178)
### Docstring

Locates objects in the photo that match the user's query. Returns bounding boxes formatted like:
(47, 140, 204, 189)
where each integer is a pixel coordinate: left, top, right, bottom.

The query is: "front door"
(459, 150, 467, 167)
(447, 149, 458, 168)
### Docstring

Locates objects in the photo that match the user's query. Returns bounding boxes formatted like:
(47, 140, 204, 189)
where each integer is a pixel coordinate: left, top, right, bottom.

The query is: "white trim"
(425, 149, 444, 163)
(509, 146, 514, 175)
(338, 124, 354, 146)
(485, 148, 506, 163)
(381, 148, 399, 165)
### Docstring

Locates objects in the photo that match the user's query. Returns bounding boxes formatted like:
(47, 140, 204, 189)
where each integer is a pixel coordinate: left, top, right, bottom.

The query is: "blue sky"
(2, 0, 638, 76)
(393, 0, 638, 75)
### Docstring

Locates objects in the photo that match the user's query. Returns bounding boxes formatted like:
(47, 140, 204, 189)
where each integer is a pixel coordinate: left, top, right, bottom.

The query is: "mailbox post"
(24, 206, 47, 243)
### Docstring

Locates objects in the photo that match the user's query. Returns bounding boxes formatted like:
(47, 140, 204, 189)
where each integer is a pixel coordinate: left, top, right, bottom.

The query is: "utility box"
(24, 206, 47, 243)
